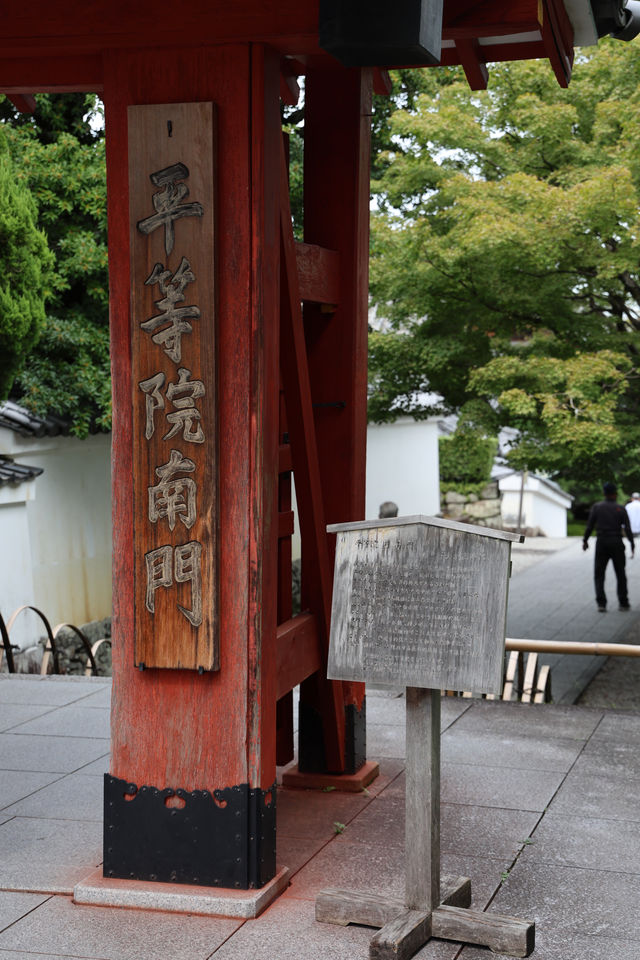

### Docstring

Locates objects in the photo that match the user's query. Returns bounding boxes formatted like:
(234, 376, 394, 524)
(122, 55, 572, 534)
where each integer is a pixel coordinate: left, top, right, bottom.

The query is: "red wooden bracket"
(437, 0, 573, 88)
(295, 242, 340, 305)
(455, 39, 489, 90)
(373, 68, 393, 96)
(7, 93, 36, 113)
(276, 613, 322, 700)
(541, 0, 574, 87)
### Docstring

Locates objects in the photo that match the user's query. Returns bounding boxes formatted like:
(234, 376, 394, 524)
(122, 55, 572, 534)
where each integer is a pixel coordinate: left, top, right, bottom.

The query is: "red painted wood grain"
(279, 140, 346, 770)
(302, 63, 371, 718)
(106, 45, 280, 793)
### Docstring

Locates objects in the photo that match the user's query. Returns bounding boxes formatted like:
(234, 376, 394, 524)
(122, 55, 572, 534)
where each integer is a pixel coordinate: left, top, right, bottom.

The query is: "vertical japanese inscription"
(129, 103, 218, 671)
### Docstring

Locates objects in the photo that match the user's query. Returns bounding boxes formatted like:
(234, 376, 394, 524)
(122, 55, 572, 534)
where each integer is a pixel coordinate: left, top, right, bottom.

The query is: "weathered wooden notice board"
(327, 514, 516, 695)
(318, 515, 533, 960)
(129, 102, 218, 672)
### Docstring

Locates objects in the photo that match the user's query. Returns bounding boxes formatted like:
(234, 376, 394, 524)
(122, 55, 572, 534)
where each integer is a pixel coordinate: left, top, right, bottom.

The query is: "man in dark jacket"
(583, 481, 635, 611)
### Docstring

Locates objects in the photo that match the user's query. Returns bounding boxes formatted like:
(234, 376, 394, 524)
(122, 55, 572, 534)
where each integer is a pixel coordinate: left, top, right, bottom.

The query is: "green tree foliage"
(368, 41, 640, 486)
(1, 94, 109, 436)
(469, 351, 633, 477)
(370, 68, 462, 184)
(284, 69, 449, 235)
(0, 125, 53, 400)
(283, 117, 304, 239)
(0, 93, 99, 146)
(439, 429, 497, 487)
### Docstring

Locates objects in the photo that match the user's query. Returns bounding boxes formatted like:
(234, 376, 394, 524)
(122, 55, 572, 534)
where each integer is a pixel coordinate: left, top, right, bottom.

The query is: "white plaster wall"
(27, 434, 112, 630)
(501, 490, 568, 537)
(537, 495, 569, 537)
(0, 489, 36, 650)
(3, 432, 112, 644)
(365, 418, 440, 521)
(501, 489, 529, 530)
(289, 418, 440, 562)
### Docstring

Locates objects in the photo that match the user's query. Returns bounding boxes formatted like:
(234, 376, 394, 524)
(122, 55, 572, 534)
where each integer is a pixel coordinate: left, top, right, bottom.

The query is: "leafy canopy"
(1, 94, 109, 437)
(0, 124, 53, 400)
(368, 41, 640, 487)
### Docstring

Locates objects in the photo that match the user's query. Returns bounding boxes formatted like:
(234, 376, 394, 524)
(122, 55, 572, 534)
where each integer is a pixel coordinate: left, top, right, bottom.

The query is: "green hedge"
(439, 432, 497, 487)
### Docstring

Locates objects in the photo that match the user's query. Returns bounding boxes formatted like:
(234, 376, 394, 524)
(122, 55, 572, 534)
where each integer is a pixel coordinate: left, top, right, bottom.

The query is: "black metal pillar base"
(298, 678, 366, 775)
(103, 775, 276, 889)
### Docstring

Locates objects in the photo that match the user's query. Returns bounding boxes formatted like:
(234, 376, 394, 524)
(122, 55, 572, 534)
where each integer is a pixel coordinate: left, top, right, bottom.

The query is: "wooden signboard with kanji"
(129, 102, 218, 672)
(327, 515, 513, 694)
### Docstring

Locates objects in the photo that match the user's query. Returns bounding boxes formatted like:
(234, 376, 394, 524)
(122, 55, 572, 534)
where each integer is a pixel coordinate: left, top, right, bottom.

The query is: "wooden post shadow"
(315, 516, 534, 960)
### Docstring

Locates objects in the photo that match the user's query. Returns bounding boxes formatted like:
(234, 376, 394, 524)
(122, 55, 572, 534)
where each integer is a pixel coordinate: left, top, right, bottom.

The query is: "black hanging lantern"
(590, 0, 640, 39)
(319, 0, 443, 68)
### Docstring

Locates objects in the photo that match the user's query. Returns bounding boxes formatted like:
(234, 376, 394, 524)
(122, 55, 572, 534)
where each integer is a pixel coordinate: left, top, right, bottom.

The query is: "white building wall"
(0, 432, 112, 647)
(290, 417, 441, 561)
(366, 418, 440, 521)
(500, 475, 571, 537)
(0, 483, 36, 649)
(529, 494, 569, 537)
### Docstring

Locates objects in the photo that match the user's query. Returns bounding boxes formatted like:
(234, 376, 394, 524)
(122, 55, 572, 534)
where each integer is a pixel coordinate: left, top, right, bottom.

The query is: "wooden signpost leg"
(405, 686, 440, 911)
(316, 683, 534, 959)
(369, 687, 442, 959)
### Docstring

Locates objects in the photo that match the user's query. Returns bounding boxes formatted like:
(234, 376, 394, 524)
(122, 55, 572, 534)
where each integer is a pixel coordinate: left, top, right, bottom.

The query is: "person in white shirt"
(626, 491, 640, 537)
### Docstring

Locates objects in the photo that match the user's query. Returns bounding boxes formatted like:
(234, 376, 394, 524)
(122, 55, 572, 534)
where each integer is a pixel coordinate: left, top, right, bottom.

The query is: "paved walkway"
(507, 537, 640, 703)
(2, 674, 640, 959)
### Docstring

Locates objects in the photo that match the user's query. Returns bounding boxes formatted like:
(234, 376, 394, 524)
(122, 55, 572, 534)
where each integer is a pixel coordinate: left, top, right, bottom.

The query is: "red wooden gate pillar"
(103, 43, 282, 890)
(296, 63, 371, 776)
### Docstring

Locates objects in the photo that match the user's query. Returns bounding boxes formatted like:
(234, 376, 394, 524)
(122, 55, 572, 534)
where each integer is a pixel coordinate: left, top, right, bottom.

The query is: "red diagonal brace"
(455, 39, 489, 90)
(279, 140, 346, 771)
(8, 93, 36, 113)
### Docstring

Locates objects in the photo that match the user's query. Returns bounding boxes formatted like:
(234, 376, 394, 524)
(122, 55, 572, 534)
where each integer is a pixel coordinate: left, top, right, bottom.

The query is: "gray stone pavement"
(2, 674, 640, 959)
(507, 537, 640, 704)
(577, 623, 640, 710)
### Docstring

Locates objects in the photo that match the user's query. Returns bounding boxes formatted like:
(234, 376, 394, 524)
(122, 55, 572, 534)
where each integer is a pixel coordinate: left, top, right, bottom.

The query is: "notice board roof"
(327, 514, 525, 543)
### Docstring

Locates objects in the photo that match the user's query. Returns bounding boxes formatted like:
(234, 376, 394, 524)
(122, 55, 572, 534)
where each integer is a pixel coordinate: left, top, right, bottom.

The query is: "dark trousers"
(594, 536, 628, 607)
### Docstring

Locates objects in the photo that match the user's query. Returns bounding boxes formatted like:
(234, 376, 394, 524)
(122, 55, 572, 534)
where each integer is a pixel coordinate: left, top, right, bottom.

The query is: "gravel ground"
(577, 616, 640, 711)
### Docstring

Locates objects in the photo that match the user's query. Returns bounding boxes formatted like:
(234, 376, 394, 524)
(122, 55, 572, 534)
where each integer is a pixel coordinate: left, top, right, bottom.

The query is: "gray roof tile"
(0, 401, 70, 438)
(0, 456, 44, 487)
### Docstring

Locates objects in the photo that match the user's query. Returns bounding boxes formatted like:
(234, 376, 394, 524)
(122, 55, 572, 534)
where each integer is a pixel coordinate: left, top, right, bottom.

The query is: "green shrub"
(439, 432, 497, 488)
(438, 479, 495, 500)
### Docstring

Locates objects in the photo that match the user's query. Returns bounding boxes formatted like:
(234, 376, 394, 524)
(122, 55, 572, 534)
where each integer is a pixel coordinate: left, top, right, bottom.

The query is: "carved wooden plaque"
(129, 102, 218, 671)
(327, 516, 522, 695)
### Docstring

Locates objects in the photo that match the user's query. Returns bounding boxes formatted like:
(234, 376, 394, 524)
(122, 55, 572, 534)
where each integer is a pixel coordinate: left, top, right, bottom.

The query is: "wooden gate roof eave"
(0, 0, 600, 96)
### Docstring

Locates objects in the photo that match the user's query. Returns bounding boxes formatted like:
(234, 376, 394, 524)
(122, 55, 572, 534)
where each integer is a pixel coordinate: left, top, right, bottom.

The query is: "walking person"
(625, 491, 640, 538)
(583, 482, 635, 611)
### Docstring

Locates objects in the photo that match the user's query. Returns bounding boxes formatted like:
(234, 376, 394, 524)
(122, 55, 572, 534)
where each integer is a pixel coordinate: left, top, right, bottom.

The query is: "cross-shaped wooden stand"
(316, 687, 534, 959)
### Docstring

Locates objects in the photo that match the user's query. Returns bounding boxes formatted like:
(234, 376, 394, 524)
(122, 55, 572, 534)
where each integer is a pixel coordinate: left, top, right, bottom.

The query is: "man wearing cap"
(626, 491, 640, 538)
(583, 482, 634, 611)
